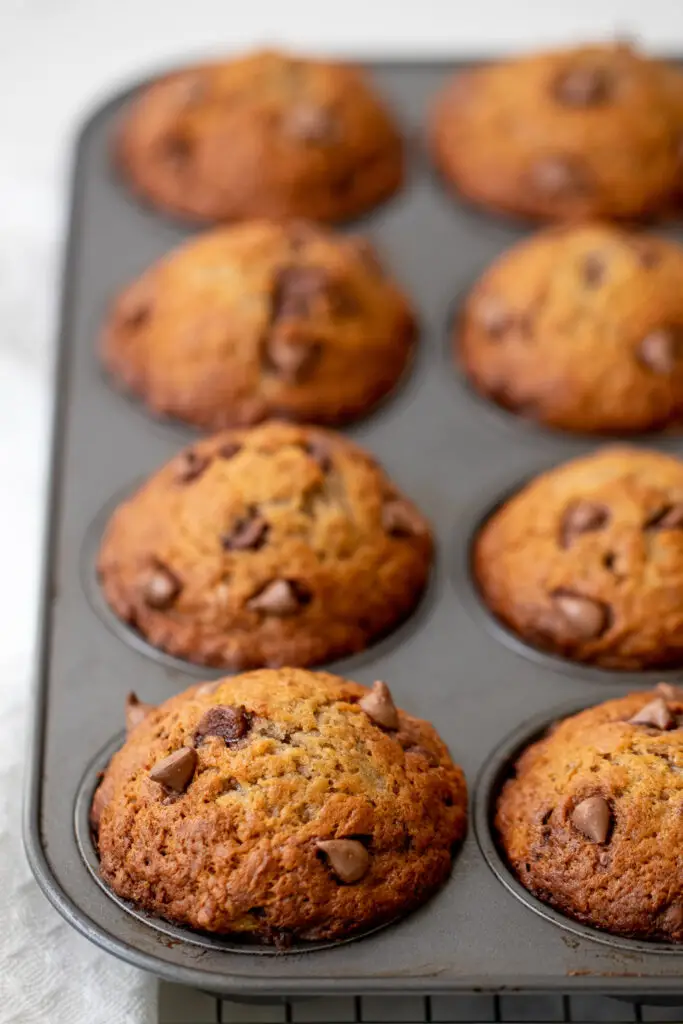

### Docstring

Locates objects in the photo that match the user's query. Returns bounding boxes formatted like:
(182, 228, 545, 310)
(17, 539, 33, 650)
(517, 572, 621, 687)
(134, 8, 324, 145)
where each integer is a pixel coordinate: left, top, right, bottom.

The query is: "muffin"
(97, 422, 433, 669)
(457, 225, 683, 434)
(116, 49, 404, 224)
(430, 43, 683, 222)
(101, 220, 415, 430)
(91, 670, 467, 944)
(474, 447, 683, 670)
(496, 687, 683, 943)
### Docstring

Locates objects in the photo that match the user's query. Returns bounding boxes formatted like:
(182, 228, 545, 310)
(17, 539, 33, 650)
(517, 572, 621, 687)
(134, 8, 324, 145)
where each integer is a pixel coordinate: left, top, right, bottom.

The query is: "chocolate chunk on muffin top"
(92, 670, 467, 943)
(430, 43, 683, 222)
(116, 49, 404, 223)
(97, 422, 433, 670)
(457, 225, 683, 434)
(496, 688, 683, 942)
(474, 447, 683, 670)
(101, 220, 415, 430)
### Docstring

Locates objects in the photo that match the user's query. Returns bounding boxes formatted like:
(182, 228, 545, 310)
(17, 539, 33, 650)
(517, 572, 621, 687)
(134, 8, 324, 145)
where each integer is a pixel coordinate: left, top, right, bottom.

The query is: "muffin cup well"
(474, 700, 683, 955)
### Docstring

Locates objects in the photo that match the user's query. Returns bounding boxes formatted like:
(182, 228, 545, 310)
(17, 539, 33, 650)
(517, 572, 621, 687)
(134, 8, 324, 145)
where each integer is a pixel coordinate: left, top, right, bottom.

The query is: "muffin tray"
(24, 58, 683, 1000)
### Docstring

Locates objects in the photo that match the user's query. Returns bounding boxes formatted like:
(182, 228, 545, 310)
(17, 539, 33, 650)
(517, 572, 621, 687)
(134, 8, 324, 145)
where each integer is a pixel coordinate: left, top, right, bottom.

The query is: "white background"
(2, 2, 683, 1021)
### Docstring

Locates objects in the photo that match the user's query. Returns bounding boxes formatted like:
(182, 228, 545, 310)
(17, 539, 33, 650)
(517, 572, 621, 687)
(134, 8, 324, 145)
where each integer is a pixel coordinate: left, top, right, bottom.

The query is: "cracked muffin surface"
(474, 447, 683, 670)
(430, 43, 683, 222)
(496, 688, 683, 942)
(116, 49, 404, 224)
(458, 225, 683, 435)
(101, 220, 415, 430)
(92, 670, 467, 943)
(97, 422, 433, 669)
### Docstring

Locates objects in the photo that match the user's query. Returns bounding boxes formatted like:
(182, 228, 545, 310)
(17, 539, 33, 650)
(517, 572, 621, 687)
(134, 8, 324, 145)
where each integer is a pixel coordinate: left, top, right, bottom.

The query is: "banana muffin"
(101, 220, 415, 430)
(457, 225, 683, 434)
(97, 422, 433, 669)
(496, 687, 683, 943)
(91, 670, 467, 944)
(430, 43, 683, 222)
(474, 447, 683, 670)
(116, 49, 404, 223)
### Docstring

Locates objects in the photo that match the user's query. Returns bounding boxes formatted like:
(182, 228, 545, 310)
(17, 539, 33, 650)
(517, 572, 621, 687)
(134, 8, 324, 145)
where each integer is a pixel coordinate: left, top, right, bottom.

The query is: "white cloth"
(3, 3, 683, 1023)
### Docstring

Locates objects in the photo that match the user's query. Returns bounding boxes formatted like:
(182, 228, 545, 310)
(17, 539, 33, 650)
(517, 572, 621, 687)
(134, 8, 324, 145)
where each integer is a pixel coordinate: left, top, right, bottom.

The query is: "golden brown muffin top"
(496, 687, 683, 942)
(93, 669, 467, 942)
(98, 422, 433, 670)
(431, 43, 683, 221)
(475, 446, 683, 670)
(102, 220, 415, 430)
(458, 224, 683, 434)
(117, 49, 404, 223)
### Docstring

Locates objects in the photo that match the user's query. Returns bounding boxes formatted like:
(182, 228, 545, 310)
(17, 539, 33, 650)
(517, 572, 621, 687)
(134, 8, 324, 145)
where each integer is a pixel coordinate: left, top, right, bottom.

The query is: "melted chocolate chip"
(125, 692, 155, 734)
(176, 450, 211, 483)
(316, 839, 369, 883)
(218, 442, 242, 460)
(149, 747, 197, 793)
(142, 565, 181, 610)
(530, 156, 589, 198)
(582, 253, 606, 288)
(304, 438, 332, 472)
(645, 504, 683, 530)
(271, 266, 329, 322)
(221, 510, 269, 551)
(553, 65, 614, 106)
(571, 795, 611, 844)
(629, 696, 675, 730)
(552, 591, 610, 641)
(194, 705, 250, 746)
(359, 680, 399, 730)
(264, 334, 322, 383)
(162, 134, 193, 168)
(247, 579, 311, 616)
(477, 295, 515, 338)
(382, 500, 426, 538)
(638, 327, 683, 374)
(560, 501, 610, 548)
(284, 104, 337, 143)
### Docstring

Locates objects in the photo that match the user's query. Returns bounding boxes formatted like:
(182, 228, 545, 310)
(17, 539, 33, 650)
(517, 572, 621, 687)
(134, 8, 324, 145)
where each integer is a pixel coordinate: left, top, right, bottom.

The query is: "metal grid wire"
(158, 983, 683, 1023)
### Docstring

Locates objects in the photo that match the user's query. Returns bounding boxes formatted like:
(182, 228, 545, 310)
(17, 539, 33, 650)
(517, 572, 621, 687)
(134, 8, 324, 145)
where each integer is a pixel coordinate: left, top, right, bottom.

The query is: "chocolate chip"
(571, 795, 611, 843)
(162, 134, 193, 168)
(304, 438, 332, 472)
(359, 680, 399, 730)
(218, 442, 242, 460)
(194, 705, 250, 746)
(645, 504, 683, 530)
(552, 591, 610, 641)
(271, 266, 329, 321)
(316, 839, 369, 883)
(638, 328, 683, 374)
(284, 104, 337, 143)
(560, 501, 609, 547)
(142, 565, 181, 610)
(176, 450, 211, 483)
(582, 253, 606, 288)
(221, 510, 269, 551)
(149, 747, 197, 793)
(125, 692, 155, 734)
(477, 295, 514, 338)
(247, 579, 311, 616)
(553, 65, 614, 106)
(264, 334, 322, 383)
(404, 744, 439, 767)
(629, 696, 675, 730)
(632, 242, 661, 269)
(530, 156, 588, 198)
(382, 500, 427, 538)
(656, 682, 683, 701)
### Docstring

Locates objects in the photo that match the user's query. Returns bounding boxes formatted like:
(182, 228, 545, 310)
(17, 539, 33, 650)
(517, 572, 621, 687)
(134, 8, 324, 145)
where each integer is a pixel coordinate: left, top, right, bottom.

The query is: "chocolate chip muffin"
(91, 671, 467, 944)
(430, 43, 683, 222)
(117, 49, 404, 224)
(97, 423, 433, 669)
(474, 447, 683, 670)
(458, 225, 683, 434)
(101, 220, 415, 430)
(496, 687, 683, 942)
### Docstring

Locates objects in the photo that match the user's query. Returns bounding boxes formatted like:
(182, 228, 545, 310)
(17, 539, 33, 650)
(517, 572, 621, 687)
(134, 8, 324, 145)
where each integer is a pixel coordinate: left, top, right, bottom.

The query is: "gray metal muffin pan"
(23, 59, 683, 1000)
